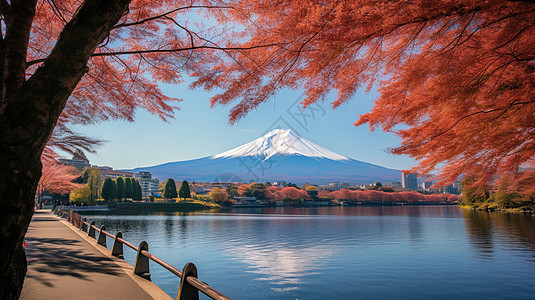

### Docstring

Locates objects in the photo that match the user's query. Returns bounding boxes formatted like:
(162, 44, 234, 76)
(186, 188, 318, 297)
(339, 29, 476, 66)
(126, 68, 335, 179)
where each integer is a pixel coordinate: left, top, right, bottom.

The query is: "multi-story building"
(149, 178, 160, 196)
(93, 166, 134, 180)
(422, 181, 434, 191)
(57, 149, 91, 171)
(135, 171, 159, 197)
(401, 172, 418, 190)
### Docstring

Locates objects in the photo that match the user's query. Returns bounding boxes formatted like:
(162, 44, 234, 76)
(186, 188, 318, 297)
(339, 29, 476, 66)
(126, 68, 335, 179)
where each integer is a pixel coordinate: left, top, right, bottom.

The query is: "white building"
(135, 171, 159, 197)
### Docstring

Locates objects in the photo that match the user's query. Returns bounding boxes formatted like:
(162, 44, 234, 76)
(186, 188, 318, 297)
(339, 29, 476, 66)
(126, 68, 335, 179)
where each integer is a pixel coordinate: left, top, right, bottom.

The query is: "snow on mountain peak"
(212, 129, 350, 161)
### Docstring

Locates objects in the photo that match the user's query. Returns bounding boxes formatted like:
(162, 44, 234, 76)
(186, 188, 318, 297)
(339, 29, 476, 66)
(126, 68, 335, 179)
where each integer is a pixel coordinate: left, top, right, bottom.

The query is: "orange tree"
(193, 0, 535, 191)
(0, 0, 280, 297)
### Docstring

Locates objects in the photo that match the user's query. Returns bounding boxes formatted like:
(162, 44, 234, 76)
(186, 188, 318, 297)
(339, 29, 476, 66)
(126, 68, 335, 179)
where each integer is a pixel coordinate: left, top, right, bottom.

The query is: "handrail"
(141, 250, 183, 277)
(56, 209, 231, 300)
(117, 237, 138, 252)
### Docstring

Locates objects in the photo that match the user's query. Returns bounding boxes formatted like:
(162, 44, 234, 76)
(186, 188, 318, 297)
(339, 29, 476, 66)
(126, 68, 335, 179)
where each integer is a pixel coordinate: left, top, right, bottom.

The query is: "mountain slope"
(212, 129, 349, 161)
(128, 129, 401, 184)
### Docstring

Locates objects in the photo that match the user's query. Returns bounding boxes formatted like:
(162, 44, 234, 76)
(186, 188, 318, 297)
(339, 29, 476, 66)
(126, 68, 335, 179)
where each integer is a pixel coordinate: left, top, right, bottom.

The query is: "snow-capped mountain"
(128, 129, 401, 184)
(212, 129, 349, 161)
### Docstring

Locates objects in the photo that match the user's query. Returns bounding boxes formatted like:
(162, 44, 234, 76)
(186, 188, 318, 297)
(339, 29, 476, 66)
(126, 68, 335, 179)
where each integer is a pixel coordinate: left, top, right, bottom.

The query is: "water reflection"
(224, 242, 335, 292)
(82, 206, 535, 300)
(463, 210, 535, 260)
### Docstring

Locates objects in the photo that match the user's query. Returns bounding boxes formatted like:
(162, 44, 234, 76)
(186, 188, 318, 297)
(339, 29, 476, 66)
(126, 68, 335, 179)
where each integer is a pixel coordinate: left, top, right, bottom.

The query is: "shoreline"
(460, 204, 535, 215)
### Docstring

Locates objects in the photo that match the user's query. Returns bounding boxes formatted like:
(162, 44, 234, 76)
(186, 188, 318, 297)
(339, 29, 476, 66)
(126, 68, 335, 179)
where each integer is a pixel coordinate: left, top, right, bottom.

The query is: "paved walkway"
(20, 210, 172, 300)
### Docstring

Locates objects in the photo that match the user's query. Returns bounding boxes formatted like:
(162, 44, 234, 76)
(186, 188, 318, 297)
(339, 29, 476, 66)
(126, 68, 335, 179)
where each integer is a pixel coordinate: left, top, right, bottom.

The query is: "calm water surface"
(86, 206, 535, 299)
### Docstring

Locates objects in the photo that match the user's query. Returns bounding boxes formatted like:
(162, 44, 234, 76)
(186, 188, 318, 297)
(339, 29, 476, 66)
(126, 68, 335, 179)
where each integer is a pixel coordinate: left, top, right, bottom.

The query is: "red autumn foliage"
(188, 1, 535, 192)
(237, 184, 250, 197)
(36, 162, 82, 198)
(280, 187, 309, 200)
(265, 186, 283, 202)
(26, 1, 534, 192)
(324, 188, 460, 203)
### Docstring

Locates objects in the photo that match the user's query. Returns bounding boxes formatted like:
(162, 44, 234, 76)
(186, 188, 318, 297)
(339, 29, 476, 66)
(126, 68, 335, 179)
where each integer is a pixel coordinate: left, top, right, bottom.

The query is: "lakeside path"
(20, 210, 172, 300)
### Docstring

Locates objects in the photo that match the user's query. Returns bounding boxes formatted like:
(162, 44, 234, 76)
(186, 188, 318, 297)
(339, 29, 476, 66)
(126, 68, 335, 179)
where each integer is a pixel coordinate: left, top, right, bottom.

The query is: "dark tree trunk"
(0, 0, 131, 298)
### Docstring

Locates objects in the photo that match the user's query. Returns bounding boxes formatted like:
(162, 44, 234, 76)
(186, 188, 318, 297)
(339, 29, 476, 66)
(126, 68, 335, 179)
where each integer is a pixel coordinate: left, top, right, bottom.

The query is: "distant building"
(149, 179, 160, 195)
(445, 185, 458, 195)
(233, 197, 261, 206)
(194, 182, 233, 195)
(384, 181, 402, 188)
(135, 171, 159, 197)
(57, 149, 90, 171)
(328, 182, 342, 191)
(402, 172, 418, 190)
(422, 181, 434, 191)
(106, 169, 134, 180)
(93, 166, 134, 180)
(306, 190, 319, 199)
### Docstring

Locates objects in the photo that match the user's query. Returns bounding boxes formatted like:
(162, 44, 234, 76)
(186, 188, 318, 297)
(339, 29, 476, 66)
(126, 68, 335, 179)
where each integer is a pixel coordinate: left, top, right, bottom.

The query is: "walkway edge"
(57, 215, 173, 300)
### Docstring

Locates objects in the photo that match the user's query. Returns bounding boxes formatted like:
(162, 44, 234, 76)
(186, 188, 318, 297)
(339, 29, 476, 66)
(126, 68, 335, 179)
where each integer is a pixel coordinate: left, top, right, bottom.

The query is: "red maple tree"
(280, 187, 308, 200)
(36, 162, 81, 203)
(191, 1, 535, 191)
(0, 1, 268, 297)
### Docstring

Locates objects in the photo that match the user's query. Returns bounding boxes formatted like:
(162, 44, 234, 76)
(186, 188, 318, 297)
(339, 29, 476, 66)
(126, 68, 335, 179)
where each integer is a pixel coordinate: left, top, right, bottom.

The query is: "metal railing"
(55, 208, 231, 300)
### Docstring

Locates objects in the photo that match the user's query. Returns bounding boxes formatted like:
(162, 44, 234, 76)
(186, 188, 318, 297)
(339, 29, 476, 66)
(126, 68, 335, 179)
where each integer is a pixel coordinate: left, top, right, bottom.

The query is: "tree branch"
(26, 43, 287, 67)
(113, 5, 231, 29)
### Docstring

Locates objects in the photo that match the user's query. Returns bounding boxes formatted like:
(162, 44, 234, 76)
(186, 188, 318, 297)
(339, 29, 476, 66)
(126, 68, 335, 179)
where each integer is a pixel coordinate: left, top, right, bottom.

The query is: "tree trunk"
(0, 0, 131, 298)
(0, 155, 41, 299)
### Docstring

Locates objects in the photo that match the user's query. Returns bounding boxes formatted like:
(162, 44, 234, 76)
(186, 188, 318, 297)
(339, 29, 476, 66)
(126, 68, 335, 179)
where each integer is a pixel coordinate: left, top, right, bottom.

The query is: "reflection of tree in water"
(463, 210, 494, 259)
(407, 213, 423, 245)
(464, 210, 535, 260)
(164, 217, 174, 241)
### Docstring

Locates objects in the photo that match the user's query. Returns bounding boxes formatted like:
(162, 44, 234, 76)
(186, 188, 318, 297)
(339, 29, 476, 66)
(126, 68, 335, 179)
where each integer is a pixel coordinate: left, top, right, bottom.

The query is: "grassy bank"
(111, 200, 220, 212)
(460, 203, 535, 214)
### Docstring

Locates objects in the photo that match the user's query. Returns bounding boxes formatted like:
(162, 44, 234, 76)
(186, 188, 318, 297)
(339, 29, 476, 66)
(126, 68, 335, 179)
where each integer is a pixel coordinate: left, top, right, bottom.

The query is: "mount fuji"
(128, 129, 401, 184)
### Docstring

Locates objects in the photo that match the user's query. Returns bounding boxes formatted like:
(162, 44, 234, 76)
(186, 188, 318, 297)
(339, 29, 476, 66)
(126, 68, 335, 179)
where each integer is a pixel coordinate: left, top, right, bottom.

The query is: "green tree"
(124, 177, 133, 199)
(86, 168, 102, 204)
(133, 180, 142, 201)
(164, 179, 178, 199)
(209, 187, 229, 203)
(81, 168, 90, 183)
(248, 183, 266, 199)
(70, 186, 91, 205)
(227, 186, 239, 198)
(116, 177, 125, 201)
(101, 178, 117, 202)
(179, 180, 191, 199)
(461, 176, 490, 206)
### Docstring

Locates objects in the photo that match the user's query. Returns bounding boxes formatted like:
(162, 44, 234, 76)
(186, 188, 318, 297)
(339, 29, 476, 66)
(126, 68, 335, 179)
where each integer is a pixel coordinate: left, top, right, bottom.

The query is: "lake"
(84, 206, 535, 299)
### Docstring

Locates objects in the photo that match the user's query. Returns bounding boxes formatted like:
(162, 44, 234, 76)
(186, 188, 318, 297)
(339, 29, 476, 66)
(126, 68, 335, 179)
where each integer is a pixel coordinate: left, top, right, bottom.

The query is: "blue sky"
(68, 82, 416, 171)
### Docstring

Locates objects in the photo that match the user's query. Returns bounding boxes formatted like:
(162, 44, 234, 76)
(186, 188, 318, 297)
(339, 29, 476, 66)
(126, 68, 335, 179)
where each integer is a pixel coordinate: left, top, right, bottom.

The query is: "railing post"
(97, 225, 107, 246)
(82, 218, 87, 232)
(78, 215, 84, 230)
(134, 241, 151, 280)
(177, 263, 199, 300)
(88, 221, 96, 238)
(111, 231, 124, 259)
